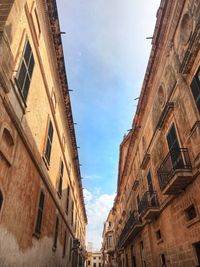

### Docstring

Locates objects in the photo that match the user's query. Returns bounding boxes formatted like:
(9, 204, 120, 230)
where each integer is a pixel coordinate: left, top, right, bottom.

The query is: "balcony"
(158, 148, 193, 194)
(138, 191, 159, 220)
(118, 212, 143, 249)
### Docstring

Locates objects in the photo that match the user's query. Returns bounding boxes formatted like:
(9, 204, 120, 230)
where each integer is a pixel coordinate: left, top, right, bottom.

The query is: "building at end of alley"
(0, 0, 87, 266)
(102, 0, 200, 266)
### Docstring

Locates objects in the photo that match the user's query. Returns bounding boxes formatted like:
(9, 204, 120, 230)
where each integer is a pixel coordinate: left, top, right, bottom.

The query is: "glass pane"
(39, 192, 45, 209)
(18, 61, 27, 90)
(24, 41, 31, 65)
(22, 75, 30, 101)
(28, 54, 35, 78)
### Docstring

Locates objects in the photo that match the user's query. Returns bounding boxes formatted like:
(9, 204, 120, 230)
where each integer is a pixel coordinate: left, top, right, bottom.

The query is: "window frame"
(185, 204, 197, 221)
(34, 190, 45, 237)
(44, 118, 54, 166)
(190, 67, 200, 113)
(15, 38, 35, 102)
(58, 160, 64, 197)
(52, 216, 59, 250)
(0, 190, 3, 214)
(66, 185, 70, 215)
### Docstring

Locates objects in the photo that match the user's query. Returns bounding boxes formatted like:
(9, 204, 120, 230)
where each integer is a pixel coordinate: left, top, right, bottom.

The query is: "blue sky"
(57, 0, 160, 250)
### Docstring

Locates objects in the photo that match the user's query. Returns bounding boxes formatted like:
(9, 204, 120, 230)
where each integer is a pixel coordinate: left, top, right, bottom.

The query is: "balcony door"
(167, 124, 183, 169)
(147, 172, 156, 206)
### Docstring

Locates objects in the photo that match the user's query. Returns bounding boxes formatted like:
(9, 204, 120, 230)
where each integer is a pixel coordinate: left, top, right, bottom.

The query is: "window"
(53, 217, 59, 249)
(35, 191, 45, 235)
(45, 119, 53, 164)
(62, 231, 67, 258)
(147, 172, 154, 193)
(185, 204, 197, 221)
(160, 254, 166, 265)
(191, 67, 200, 112)
(88, 260, 91, 265)
(107, 235, 112, 247)
(156, 229, 162, 240)
(194, 242, 200, 266)
(0, 190, 3, 211)
(16, 39, 35, 101)
(99, 264, 101, 267)
(167, 124, 183, 169)
(66, 186, 70, 214)
(93, 257, 96, 260)
(58, 161, 64, 196)
(93, 263, 96, 267)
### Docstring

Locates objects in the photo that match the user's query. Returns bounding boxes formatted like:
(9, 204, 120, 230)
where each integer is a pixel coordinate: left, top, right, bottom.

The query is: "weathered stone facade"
(0, 0, 87, 266)
(103, 0, 200, 266)
(102, 210, 116, 267)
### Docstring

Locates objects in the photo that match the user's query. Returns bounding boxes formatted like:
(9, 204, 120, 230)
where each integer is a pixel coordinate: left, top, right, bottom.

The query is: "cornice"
(45, 0, 87, 223)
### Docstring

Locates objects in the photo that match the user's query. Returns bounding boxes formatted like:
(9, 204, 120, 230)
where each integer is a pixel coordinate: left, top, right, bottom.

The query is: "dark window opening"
(53, 217, 59, 249)
(167, 124, 183, 169)
(0, 191, 3, 211)
(160, 254, 166, 265)
(147, 171, 154, 194)
(16, 40, 35, 101)
(194, 242, 200, 266)
(45, 119, 53, 164)
(185, 204, 197, 221)
(58, 161, 64, 196)
(191, 67, 200, 112)
(156, 229, 162, 240)
(35, 191, 45, 234)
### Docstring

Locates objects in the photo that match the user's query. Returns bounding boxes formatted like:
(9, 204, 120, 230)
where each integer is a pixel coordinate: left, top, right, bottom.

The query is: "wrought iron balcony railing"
(138, 191, 159, 220)
(118, 212, 142, 248)
(157, 148, 192, 193)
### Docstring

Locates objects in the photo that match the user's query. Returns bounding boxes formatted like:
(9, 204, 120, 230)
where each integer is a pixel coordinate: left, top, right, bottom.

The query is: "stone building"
(103, 0, 200, 266)
(86, 251, 102, 267)
(102, 210, 116, 267)
(0, 0, 87, 266)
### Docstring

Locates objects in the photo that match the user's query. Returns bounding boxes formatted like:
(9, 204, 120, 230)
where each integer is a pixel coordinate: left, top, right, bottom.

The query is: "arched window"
(0, 191, 3, 211)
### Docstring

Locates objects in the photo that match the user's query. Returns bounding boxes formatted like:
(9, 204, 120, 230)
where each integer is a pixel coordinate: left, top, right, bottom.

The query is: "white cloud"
(84, 174, 102, 181)
(84, 189, 93, 203)
(83, 189, 116, 250)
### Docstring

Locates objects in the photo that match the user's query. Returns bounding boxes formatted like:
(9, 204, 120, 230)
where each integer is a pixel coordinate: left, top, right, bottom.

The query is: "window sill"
(157, 238, 164, 245)
(186, 216, 200, 228)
